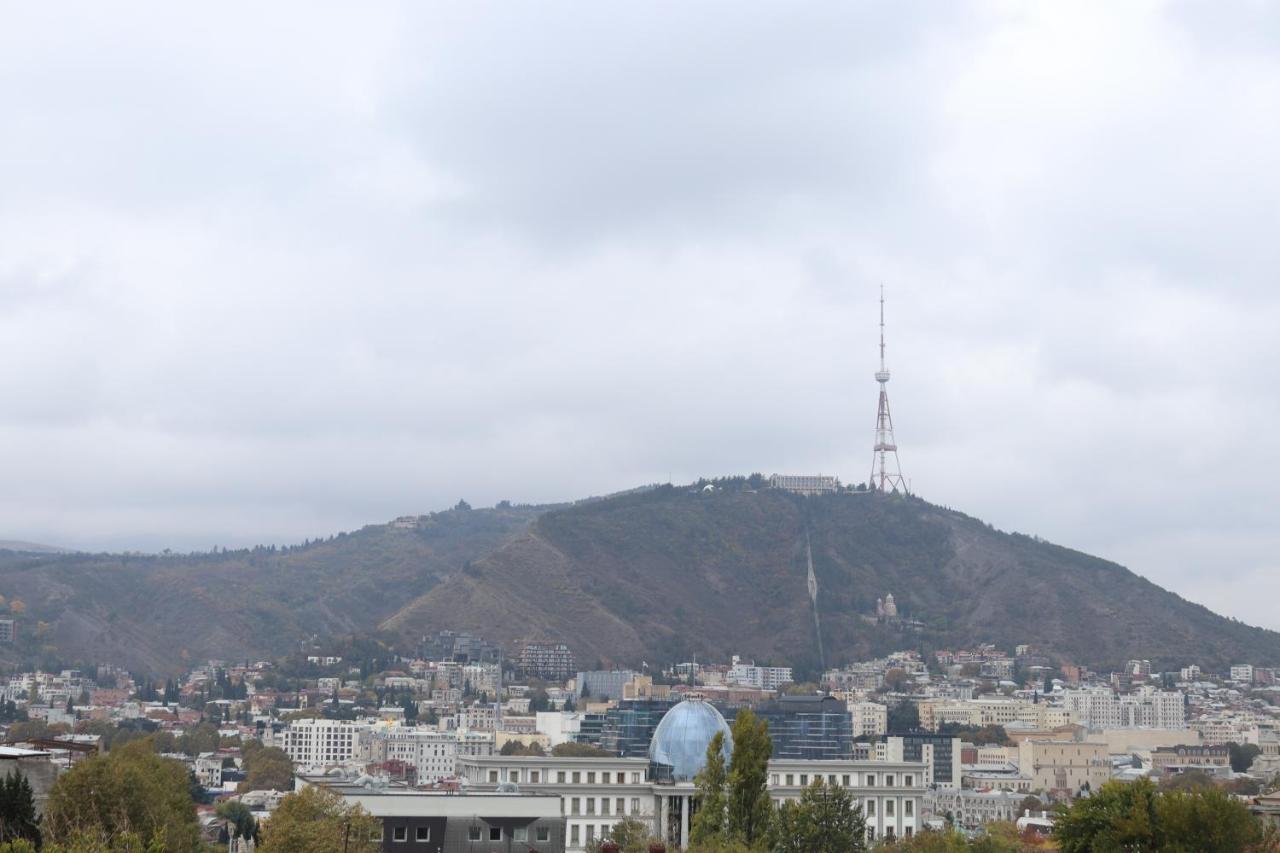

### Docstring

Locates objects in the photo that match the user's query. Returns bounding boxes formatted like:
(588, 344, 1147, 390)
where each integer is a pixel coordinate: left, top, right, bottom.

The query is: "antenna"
(870, 286, 907, 493)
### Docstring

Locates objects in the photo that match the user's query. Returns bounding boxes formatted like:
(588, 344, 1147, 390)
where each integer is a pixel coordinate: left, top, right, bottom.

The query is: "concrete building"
(0, 746, 57, 815)
(1150, 744, 1230, 777)
(726, 658, 794, 691)
(575, 671, 637, 701)
(878, 735, 962, 788)
(1231, 664, 1255, 683)
(519, 643, 576, 681)
(768, 474, 838, 496)
(0, 619, 15, 644)
(313, 783, 567, 853)
(1017, 740, 1110, 795)
(850, 701, 888, 738)
(1061, 687, 1184, 729)
(928, 787, 1023, 830)
(359, 725, 459, 782)
(278, 719, 371, 768)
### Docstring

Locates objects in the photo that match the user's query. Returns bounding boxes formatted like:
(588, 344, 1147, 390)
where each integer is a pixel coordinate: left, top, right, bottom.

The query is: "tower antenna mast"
(870, 286, 907, 493)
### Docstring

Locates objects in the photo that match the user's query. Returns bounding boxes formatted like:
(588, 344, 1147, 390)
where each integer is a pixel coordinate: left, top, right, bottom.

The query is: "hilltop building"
(768, 474, 838, 496)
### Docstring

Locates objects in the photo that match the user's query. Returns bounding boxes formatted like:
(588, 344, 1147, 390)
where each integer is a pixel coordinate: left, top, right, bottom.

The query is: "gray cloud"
(2, 2, 1279, 631)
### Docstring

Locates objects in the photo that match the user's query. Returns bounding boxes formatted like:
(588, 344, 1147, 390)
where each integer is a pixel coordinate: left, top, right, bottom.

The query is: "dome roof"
(648, 698, 733, 782)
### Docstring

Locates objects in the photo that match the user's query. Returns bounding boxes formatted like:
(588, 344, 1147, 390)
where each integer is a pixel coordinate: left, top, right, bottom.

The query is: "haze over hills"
(1, 480, 1276, 676)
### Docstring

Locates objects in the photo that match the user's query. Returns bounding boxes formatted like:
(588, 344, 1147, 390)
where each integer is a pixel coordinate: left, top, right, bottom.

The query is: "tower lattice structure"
(870, 287, 907, 493)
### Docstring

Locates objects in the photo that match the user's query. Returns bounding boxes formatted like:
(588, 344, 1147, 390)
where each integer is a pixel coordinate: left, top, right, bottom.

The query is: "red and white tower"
(870, 287, 907, 493)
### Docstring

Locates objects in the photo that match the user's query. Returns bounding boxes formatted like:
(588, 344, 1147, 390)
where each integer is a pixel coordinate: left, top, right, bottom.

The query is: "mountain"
(2, 482, 1277, 675)
(382, 484, 1280, 676)
(0, 540, 72, 554)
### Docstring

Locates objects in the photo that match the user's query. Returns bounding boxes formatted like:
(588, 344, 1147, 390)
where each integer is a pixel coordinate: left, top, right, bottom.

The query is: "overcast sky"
(2, 2, 1279, 629)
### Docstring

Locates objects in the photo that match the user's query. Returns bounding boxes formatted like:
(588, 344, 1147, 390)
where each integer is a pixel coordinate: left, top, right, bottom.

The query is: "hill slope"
(0, 505, 541, 673)
(4, 485, 1276, 675)
(382, 487, 1280, 674)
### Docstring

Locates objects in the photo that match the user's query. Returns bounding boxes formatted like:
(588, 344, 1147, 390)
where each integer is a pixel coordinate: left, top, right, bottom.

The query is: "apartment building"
(850, 701, 888, 738)
(359, 725, 459, 782)
(1061, 687, 1184, 729)
(1017, 740, 1110, 794)
(278, 718, 370, 768)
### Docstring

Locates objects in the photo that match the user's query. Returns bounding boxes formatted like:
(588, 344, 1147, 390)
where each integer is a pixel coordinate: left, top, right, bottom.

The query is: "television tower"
(870, 286, 907, 493)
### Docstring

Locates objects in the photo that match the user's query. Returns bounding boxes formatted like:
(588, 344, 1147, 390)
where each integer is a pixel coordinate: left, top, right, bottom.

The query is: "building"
(726, 658, 794, 691)
(314, 783, 566, 853)
(1016, 740, 1110, 795)
(1150, 744, 1231, 777)
(458, 697, 928, 850)
(1061, 687, 1184, 729)
(597, 699, 677, 758)
(0, 747, 56, 815)
(928, 788, 1023, 830)
(751, 695, 854, 761)
(278, 719, 370, 768)
(768, 474, 838, 496)
(0, 620, 15, 644)
(879, 734, 962, 788)
(1231, 664, 1256, 683)
(575, 671, 637, 701)
(360, 725, 459, 782)
(519, 643, 576, 682)
(850, 701, 888, 738)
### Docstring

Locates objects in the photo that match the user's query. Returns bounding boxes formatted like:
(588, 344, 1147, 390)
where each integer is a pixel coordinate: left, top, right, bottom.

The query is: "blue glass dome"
(648, 698, 733, 782)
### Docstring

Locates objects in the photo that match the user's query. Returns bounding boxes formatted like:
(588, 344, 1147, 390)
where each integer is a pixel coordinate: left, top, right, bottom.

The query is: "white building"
(278, 718, 370, 768)
(1231, 664, 1255, 683)
(768, 474, 838, 496)
(850, 701, 888, 738)
(359, 725, 459, 782)
(1062, 687, 1184, 729)
(726, 657, 794, 691)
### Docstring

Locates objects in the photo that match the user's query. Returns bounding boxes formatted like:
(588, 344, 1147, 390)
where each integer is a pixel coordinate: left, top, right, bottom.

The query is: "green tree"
(257, 785, 380, 853)
(550, 742, 613, 757)
(238, 745, 294, 792)
(41, 738, 201, 852)
(690, 730, 728, 846)
(725, 708, 772, 847)
(770, 779, 867, 853)
(1155, 786, 1261, 852)
(877, 828, 969, 851)
(886, 700, 920, 733)
(215, 799, 259, 844)
(0, 770, 41, 847)
(1228, 741, 1263, 773)
(587, 817, 660, 853)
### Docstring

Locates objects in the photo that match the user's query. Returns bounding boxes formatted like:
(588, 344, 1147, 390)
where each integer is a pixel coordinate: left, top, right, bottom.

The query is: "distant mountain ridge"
(0, 539, 72, 554)
(0, 482, 1276, 675)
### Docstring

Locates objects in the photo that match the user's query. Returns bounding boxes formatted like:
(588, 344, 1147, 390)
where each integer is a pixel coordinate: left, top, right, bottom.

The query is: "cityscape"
(2, 4, 1279, 853)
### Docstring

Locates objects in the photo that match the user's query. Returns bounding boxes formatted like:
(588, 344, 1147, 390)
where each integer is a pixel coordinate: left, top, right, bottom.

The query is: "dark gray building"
(749, 695, 854, 761)
(332, 787, 566, 853)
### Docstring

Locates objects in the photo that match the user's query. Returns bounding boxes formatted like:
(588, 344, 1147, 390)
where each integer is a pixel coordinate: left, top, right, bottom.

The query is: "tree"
(238, 745, 294, 792)
(550, 742, 612, 757)
(887, 700, 920, 733)
(770, 779, 867, 853)
(690, 731, 728, 846)
(0, 770, 41, 847)
(1054, 778, 1262, 853)
(41, 738, 201, 851)
(725, 709, 772, 847)
(1229, 741, 1263, 773)
(499, 740, 546, 756)
(215, 799, 259, 844)
(587, 817, 660, 853)
(257, 785, 380, 853)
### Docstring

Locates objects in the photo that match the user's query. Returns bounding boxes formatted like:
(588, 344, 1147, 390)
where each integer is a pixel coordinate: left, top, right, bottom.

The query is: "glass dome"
(648, 698, 733, 782)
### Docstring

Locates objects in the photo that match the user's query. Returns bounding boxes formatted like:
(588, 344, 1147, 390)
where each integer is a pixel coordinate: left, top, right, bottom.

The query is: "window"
(631, 798, 640, 815)
(630, 772, 640, 783)
(416, 827, 430, 842)
(489, 770, 499, 783)
(904, 774, 913, 787)
(828, 775, 837, 785)
(588, 771, 596, 784)
(571, 825, 580, 845)
(867, 800, 876, 816)
(770, 774, 779, 786)
(586, 826, 595, 842)
(799, 775, 808, 786)
(469, 827, 482, 842)
(905, 800, 914, 817)
(602, 798, 610, 815)
(573, 772, 581, 784)
(842, 774, 851, 786)
(371, 826, 384, 841)
(886, 800, 895, 817)
(785, 774, 794, 786)
(867, 774, 876, 786)
(531, 771, 540, 783)
(906, 827, 913, 838)
(587, 798, 596, 815)
(392, 826, 407, 842)
(616, 798, 625, 816)
(514, 827, 527, 842)
(509, 770, 520, 782)
(537, 827, 551, 842)
(868, 827, 876, 842)
(886, 774, 895, 787)
(558, 771, 567, 783)
(489, 826, 502, 842)
(572, 798, 581, 815)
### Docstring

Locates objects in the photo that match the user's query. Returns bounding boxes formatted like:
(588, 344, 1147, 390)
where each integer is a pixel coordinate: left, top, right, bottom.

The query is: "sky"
(2, 2, 1279, 629)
